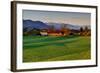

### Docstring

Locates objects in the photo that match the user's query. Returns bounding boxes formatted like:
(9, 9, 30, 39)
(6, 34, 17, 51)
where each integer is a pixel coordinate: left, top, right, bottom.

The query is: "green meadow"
(23, 35, 91, 62)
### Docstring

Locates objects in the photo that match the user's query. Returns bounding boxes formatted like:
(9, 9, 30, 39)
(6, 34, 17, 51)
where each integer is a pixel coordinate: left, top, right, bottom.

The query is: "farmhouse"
(40, 31, 48, 36)
(60, 28, 71, 36)
(47, 29, 71, 36)
(40, 29, 48, 36)
(48, 32, 62, 36)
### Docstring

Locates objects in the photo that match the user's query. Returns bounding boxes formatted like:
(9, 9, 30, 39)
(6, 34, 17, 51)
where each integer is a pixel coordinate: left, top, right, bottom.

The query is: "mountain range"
(23, 20, 89, 32)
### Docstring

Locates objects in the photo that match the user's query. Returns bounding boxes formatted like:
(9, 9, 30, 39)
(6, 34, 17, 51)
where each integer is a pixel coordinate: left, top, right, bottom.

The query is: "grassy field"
(23, 35, 91, 62)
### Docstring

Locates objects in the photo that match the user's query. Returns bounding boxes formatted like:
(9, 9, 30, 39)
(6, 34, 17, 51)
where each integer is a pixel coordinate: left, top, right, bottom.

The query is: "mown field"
(23, 35, 91, 62)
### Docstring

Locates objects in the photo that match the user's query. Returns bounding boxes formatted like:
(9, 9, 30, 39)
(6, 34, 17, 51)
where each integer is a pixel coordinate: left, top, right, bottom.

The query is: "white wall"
(0, 0, 99, 73)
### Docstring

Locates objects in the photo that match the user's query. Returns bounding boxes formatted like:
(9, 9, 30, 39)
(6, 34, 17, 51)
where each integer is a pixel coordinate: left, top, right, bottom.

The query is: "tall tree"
(50, 25, 55, 32)
(80, 27, 83, 32)
(85, 26, 88, 31)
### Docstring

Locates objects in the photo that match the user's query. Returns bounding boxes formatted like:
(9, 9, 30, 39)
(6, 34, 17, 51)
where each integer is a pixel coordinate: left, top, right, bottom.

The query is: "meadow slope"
(23, 36, 91, 62)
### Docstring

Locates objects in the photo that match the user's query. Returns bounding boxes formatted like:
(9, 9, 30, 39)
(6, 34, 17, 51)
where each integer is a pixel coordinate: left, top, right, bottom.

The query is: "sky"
(23, 10, 91, 26)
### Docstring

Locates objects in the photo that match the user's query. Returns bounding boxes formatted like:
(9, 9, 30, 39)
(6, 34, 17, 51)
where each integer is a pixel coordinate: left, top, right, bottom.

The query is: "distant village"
(23, 24, 91, 36)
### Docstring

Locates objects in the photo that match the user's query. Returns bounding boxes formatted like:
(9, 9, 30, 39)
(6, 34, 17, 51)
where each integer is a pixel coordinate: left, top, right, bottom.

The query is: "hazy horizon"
(23, 10, 91, 26)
